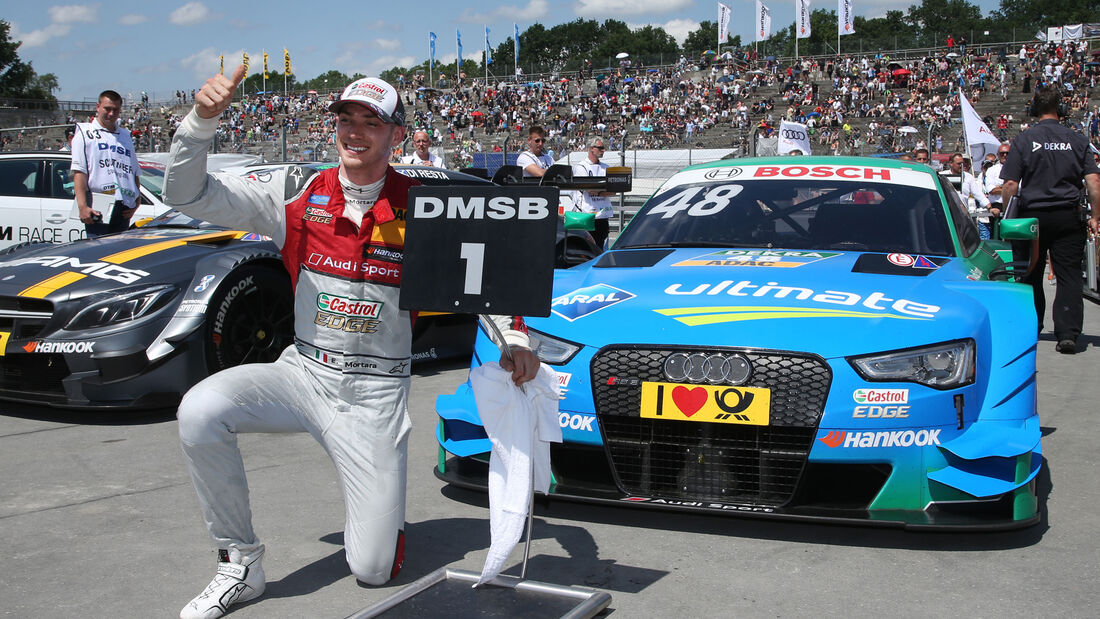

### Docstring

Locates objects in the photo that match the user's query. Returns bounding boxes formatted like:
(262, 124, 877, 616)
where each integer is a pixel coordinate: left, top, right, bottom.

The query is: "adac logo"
(551, 284, 634, 321)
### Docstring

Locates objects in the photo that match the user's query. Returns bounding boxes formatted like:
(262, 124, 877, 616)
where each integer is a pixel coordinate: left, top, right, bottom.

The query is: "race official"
(983, 143, 1010, 217)
(400, 130, 446, 168)
(516, 125, 553, 177)
(1001, 86, 1100, 354)
(164, 67, 539, 619)
(942, 153, 993, 238)
(570, 137, 615, 248)
(71, 90, 140, 238)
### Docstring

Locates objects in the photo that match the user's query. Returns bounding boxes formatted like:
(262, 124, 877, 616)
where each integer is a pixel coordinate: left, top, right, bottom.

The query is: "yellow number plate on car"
(639, 382, 770, 425)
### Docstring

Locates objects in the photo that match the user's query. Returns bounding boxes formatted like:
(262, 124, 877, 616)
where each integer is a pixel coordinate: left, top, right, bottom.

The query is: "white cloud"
(120, 14, 149, 26)
(180, 46, 224, 82)
(13, 23, 71, 48)
(171, 2, 211, 26)
(461, 0, 548, 23)
(372, 39, 401, 51)
(12, 5, 99, 48)
(574, 0, 692, 17)
(48, 5, 98, 24)
(628, 18, 698, 45)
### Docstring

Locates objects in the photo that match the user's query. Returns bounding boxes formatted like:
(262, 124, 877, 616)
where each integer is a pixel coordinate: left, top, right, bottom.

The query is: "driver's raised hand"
(195, 64, 246, 119)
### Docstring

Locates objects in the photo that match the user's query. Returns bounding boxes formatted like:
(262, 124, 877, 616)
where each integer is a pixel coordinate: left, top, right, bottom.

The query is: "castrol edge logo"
(316, 293, 384, 318)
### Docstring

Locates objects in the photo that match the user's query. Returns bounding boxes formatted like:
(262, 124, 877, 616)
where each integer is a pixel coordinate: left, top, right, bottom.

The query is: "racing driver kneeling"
(163, 66, 539, 619)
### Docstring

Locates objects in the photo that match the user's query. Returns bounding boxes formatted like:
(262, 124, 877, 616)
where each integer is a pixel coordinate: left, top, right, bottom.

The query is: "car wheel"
(204, 265, 294, 373)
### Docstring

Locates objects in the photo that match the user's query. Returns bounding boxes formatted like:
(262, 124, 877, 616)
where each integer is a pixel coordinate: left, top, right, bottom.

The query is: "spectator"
(516, 125, 553, 177)
(570, 136, 615, 248)
(401, 130, 446, 167)
(70, 90, 140, 238)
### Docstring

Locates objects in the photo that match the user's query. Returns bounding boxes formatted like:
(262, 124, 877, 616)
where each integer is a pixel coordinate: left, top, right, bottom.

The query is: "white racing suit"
(163, 111, 529, 584)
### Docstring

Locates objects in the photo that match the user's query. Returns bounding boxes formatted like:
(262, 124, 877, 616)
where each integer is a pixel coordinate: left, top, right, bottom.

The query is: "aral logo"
(551, 284, 634, 321)
(317, 293, 384, 318)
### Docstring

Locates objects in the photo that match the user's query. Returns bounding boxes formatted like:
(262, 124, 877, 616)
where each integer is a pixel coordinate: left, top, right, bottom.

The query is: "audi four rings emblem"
(663, 352, 752, 385)
(781, 129, 807, 140)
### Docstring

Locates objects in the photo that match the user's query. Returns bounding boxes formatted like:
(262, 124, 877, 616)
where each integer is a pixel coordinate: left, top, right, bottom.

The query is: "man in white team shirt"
(570, 137, 615, 248)
(516, 125, 553, 177)
(400, 130, 446, 167)
(71, 90, 140, 237)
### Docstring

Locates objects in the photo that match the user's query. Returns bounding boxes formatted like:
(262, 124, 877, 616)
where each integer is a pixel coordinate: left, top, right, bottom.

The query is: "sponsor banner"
(839, 0, 854, 35)
(316, 293, 384, 318)
(796, 0, 811, 39)
(551, 284, 634, 321)
(853, 388, 909, 403)
(755, 0, 772, 41)
(661, 165, 937, 190)
(640, 382, 771, 425)
(674, 249, 839, 268)
(558, 412, 596, 432)
(194, 274, 216, 292)
(24, 340, 96, 354)
(176, 300, 208, 314)
(660, 280, 941, 322)
(778, 120, 812, 155)
(817, 429, 941, 448)
(853, 405, 910, 418)
(623, 496, 776, 513)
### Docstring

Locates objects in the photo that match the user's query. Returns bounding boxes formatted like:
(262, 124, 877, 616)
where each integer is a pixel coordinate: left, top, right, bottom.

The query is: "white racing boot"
(180, 546, 266, 619)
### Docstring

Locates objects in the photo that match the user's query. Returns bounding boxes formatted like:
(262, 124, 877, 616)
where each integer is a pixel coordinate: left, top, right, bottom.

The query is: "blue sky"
(8, 0, 1003, 102)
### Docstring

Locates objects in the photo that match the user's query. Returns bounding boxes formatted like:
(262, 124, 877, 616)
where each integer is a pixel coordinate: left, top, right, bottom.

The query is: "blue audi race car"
(435, 156, 1044, 530)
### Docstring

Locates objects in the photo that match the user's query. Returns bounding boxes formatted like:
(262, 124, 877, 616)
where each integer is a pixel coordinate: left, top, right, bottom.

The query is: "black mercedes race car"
(0, 165, 599, 409)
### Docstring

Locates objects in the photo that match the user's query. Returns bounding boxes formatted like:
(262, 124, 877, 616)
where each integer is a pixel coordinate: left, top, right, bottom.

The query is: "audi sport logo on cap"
(329, 77, 406, 126)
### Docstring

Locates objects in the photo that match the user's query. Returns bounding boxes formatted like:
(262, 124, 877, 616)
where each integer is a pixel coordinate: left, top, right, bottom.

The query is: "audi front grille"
(591, 346, 831, 506)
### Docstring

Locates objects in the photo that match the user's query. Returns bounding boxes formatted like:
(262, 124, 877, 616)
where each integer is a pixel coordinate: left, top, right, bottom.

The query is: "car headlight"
(527, 327, 583, 365)
(66, 285, 178, 330)
(848, 339, 975, 389)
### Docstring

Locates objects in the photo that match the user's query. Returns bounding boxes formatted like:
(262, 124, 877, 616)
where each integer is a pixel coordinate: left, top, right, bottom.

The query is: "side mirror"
(989, 217, 1039, 282)
(564, 211, 596, 231)
(999, 217, 1038, 241)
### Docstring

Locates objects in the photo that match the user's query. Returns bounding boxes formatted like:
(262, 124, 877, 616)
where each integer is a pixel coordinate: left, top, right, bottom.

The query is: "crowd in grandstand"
(6, 38, 1097, 165)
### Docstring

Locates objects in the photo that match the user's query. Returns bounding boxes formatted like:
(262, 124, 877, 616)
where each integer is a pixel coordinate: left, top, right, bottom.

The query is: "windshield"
(138, 164, 165, 200)
(616, 176, 954, 256)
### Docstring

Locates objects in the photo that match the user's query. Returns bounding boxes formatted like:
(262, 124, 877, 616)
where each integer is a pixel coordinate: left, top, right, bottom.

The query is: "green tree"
(993, 0, 1094, 31)
(905, 0, 983, 47)
(0, 20, 55, 100)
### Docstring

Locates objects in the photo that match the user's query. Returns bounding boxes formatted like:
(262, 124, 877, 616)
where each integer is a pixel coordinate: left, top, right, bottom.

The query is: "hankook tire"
(204, 265, 294, 373)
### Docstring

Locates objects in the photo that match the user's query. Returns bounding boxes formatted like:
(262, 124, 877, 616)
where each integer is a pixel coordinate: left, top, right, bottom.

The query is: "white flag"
(756, 0, 772, 42)
(797, 0, 812, 39)
(718, 3, 732, 44)
(1047, 26, 1063, 42)
(1063, 24, 1083, 40)
(959, 92, 1001, 162)
(838, 0, 854, 36)
(778, 120, 813, 155)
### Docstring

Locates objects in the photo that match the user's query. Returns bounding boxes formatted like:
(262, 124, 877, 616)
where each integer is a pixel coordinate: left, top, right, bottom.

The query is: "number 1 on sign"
(459, 242, 485, 295)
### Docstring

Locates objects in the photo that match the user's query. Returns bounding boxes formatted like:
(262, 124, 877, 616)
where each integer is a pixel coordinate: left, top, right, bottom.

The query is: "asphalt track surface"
(2, 300, 1098, 619)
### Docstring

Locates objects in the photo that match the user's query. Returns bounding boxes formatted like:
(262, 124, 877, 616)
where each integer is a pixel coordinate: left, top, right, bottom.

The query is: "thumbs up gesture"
(195, 64, 246, 119)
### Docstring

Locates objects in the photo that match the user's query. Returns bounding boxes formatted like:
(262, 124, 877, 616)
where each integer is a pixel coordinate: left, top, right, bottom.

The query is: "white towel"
(470, 362, 562, 586)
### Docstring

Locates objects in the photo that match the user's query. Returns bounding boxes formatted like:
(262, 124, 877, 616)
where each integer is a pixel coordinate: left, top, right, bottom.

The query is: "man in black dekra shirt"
(1001, 86, 1100, 354)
